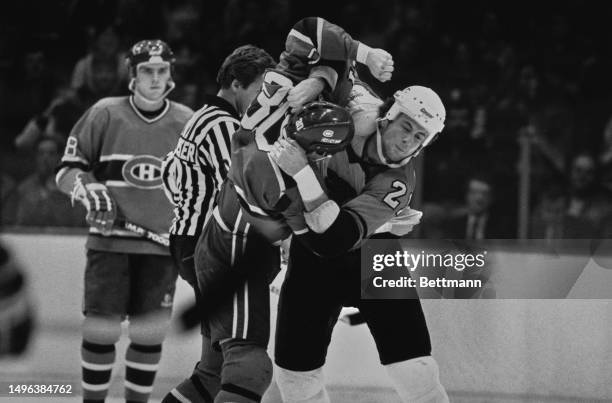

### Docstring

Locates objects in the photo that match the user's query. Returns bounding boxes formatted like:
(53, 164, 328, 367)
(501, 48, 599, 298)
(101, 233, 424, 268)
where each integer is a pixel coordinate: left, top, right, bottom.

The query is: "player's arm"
(268, 139, 360, 256)
(55, 104, 116, 234)
(270, 140, 415, 256)
(279, 16, 394, 88)
(300, 171, 417, 257)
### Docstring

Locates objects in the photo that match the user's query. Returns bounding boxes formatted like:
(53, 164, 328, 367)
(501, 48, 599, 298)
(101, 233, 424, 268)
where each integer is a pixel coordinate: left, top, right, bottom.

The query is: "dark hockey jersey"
(325, 140, 416, 241)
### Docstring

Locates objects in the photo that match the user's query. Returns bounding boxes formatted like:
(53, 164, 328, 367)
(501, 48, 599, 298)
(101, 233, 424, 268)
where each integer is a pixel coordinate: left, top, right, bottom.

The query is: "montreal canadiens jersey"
(217, 140, 309, 245)
(57, 96, 193, 255)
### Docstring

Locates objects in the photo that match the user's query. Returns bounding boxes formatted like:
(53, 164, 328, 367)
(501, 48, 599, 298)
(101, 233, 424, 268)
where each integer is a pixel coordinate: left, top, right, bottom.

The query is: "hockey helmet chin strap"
(128, 60, 176, 106)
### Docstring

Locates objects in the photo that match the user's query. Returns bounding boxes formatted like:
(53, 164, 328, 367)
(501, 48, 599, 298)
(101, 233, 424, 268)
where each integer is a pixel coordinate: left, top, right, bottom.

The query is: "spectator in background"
(531, 153, 611, 238)
(530, 184, 566, 239)
(0, 49, 57, 145)
(564, 153, 611, 236)
(15, 52, 124, 150)
(444, 174, 512, 239)
(70, 24, 127, 92)
(7, 136, 86, 227)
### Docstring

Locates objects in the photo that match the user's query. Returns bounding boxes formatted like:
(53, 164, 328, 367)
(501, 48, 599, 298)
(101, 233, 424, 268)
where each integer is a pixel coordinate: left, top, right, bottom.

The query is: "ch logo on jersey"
(122, 155, 163, 189)
(323, 129, 334, 138)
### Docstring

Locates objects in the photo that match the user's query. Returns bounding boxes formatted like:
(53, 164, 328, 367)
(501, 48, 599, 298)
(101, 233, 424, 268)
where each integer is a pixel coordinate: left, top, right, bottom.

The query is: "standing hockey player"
(161, 44, 275, 402)
(270, 85, 450, 403)
(55, 40, 193, 403)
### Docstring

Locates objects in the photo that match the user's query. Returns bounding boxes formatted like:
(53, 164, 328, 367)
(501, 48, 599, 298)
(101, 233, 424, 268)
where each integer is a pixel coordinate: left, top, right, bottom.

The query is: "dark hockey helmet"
(285, 101, 354, 155)
(126, 39, 175, 76)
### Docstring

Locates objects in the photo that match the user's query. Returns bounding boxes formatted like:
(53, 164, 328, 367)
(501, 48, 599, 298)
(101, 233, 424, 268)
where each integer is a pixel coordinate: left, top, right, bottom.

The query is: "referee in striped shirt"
(162, 45, 275, 301)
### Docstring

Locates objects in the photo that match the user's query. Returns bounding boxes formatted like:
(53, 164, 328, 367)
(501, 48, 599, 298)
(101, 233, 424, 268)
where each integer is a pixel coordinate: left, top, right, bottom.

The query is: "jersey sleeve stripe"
(267, 154, 286, 195)
(99, 154, 134, 161)
(61, 155, 89, 165)
(316, 17, 323, 55)
(288, 28, 315, 46)
(234, 185, 269, 217)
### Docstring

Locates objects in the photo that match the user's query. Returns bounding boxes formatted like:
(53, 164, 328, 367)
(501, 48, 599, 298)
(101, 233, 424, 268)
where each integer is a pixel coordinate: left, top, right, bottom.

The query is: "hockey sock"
(81, 340, 116, 402)
(215, 340, 272, 403)
(163, 336, 222, 403)
(385, 356, 449, 403)
(125, 343, 162, 402)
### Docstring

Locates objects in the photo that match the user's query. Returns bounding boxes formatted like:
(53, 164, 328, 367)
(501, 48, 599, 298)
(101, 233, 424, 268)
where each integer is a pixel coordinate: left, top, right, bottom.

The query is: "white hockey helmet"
(385, 85, 446, 147)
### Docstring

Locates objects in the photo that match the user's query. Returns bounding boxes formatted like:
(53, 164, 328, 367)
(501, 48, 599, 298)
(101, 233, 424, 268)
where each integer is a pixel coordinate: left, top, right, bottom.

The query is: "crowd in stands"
(1, 0, 611, 238)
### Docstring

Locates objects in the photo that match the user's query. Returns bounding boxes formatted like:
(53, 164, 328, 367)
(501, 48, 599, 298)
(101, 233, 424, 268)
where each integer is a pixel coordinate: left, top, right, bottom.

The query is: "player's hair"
(216, 45, 275, 89)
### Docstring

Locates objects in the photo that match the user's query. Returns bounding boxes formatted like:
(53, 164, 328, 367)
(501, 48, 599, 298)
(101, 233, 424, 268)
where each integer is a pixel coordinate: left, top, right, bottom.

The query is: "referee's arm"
(198, 119, 239, 186)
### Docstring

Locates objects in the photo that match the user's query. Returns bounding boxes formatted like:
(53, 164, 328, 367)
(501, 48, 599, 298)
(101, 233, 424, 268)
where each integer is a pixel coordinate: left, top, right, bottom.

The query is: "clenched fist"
(365, 48, 394, 82)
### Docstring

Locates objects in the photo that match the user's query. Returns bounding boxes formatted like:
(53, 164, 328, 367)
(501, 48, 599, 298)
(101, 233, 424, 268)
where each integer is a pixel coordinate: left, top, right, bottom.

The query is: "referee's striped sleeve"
(199, 118, 238, 185)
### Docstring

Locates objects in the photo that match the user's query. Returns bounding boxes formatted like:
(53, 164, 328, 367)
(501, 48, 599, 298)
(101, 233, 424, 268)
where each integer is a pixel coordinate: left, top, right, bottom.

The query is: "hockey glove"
(375, 208, 422, 236)
(71, 173, 116, 235)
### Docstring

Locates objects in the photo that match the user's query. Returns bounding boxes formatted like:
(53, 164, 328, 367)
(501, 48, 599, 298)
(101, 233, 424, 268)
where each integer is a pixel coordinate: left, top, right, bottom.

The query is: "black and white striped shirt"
(161, 95, 240, 236)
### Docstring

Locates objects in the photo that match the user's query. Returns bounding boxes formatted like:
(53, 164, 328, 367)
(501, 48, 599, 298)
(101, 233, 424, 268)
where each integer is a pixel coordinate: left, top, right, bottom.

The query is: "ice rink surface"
(2, 234, 612, 402)
(2, 315, 611, 402)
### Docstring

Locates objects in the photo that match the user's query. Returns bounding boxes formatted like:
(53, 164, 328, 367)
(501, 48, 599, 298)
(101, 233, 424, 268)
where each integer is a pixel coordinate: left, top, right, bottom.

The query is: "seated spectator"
(444, 174, 513, 239)
(564, 153, 611, 237)
(530, 184, 566, 239)
(6, 136, 86, 227)
(531, 153, 612, 238)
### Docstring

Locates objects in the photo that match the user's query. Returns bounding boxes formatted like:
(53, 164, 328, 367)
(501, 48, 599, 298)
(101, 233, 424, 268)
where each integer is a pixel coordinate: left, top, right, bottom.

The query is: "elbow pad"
(304, 200, 340, 233)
